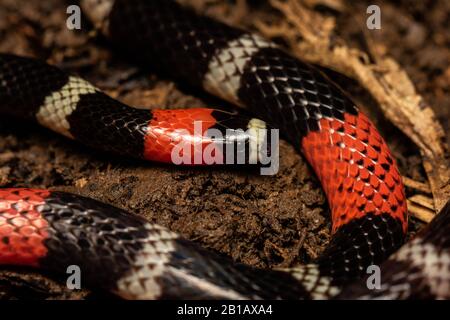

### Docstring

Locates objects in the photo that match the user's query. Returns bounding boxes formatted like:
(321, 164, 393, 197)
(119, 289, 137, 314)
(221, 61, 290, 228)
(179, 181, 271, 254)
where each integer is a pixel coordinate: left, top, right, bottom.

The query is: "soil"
(0, 0, 448, 299)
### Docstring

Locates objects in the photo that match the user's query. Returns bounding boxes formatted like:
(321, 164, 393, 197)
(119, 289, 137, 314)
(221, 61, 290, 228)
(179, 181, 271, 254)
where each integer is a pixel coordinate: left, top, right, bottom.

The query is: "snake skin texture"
(103, 0, 407, 225)
(84, 0, 409, 296)
(0, 188, 323, 299)
(0, 0, 448, 299)
(0, 54, 271, 165)
(338, 201, 450, 299)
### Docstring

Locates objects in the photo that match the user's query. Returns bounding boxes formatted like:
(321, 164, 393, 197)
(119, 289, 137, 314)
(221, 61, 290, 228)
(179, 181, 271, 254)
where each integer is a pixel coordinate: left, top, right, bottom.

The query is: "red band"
(0, 189, 50, 267)
(301, 112, 408, 233)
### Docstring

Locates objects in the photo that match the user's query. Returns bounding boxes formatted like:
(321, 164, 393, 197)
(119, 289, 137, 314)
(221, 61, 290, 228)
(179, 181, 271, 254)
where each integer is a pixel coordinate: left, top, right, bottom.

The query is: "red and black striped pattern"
(0, 188, 322, 299)
(97, 0, 409, 296)
(0, 0, 448, 299)
(0, 54, 270, 165)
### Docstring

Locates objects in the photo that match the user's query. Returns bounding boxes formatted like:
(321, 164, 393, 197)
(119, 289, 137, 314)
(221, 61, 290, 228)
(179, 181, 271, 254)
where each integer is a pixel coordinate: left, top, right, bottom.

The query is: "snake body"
(0, 0, 448, 299)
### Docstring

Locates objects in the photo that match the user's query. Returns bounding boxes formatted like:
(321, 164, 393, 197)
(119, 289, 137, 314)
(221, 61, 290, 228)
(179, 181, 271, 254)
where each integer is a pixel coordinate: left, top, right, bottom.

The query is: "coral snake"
(0, 0, 449, 299)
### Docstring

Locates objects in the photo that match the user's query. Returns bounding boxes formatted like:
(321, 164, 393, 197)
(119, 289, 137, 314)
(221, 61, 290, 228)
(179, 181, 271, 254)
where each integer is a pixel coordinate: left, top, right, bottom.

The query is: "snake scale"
(0, 0, 449, 299)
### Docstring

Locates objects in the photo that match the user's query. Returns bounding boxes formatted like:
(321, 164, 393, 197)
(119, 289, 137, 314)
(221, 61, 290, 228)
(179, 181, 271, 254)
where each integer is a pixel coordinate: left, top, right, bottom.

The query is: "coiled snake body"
(0, 0, 449, 299)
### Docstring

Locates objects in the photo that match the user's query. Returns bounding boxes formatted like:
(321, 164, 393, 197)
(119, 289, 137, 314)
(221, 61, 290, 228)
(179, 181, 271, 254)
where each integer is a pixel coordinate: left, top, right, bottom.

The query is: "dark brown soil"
(0, 0, 448, 299)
